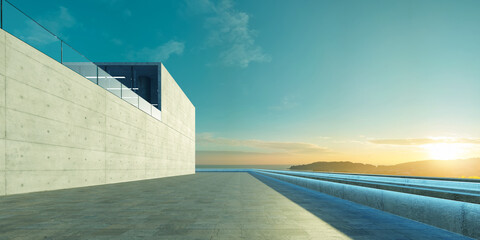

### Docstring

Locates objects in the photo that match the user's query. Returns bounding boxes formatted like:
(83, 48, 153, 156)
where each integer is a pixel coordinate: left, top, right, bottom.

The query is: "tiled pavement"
(0, 172, 471, 239)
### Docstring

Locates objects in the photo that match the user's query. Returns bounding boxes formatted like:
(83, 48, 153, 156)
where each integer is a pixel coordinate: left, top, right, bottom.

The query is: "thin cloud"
(270, 96, 298, 110)
(130, 40, 185, 62)
(196, 133, 331, 154)
(123, 9, 132, 17)
(44, 7, 76, 33)
(187, 0, 270, 67)
(111, 38, 123, 46)
(98, 0, 124, 5)
(370, 137, 480, 145)
(183, 0, 215, 15)
(15, 6, 76, 45)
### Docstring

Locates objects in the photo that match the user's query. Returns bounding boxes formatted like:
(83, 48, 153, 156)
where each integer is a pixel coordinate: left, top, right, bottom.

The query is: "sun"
(423, 143, 466, 160)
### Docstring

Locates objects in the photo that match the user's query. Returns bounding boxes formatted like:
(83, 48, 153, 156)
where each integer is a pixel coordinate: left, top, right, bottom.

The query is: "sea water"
(195, 165, 291, 170)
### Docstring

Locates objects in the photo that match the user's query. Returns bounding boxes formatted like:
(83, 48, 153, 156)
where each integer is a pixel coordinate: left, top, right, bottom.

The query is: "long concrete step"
(253, 169, 480, 239)
(257, 170, 480, 204)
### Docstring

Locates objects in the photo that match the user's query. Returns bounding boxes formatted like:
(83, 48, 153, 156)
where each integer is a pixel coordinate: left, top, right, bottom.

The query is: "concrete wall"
(159, 65, 195, 175)
(0, 29, 195, 195)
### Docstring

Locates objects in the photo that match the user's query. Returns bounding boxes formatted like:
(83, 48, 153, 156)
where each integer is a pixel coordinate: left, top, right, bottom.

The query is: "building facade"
(0, 29, 195, 195)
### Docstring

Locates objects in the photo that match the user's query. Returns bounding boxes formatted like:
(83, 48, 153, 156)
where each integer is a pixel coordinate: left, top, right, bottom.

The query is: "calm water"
(195, 165, 291, 170)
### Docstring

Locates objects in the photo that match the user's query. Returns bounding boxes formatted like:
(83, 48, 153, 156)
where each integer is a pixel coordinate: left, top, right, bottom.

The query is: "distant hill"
(289, 158, 480, 178)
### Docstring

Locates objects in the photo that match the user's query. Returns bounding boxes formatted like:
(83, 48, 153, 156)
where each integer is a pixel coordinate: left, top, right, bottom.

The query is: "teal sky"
(9, 0, 480, 165)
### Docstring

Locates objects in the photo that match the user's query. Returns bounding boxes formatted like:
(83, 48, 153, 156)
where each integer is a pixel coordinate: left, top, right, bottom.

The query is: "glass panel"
(62, 43, 97, 83)
(151, 107, 162, 120)
(98, 68, 121, 98)
(121, 84, 139, 107)
(97, 65, 133, 88)
(138, 97, 152, 115)
(3, 1, 60, 61)
(1, 0, 162, 122)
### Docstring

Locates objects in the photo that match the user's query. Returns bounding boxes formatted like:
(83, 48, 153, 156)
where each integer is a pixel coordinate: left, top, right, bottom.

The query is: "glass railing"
(0, 0, 161, 120)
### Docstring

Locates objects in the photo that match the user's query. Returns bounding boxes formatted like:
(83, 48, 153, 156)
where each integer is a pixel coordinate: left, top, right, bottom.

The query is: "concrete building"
(0, 28, 195, 196)
(0, 3, 477, 239)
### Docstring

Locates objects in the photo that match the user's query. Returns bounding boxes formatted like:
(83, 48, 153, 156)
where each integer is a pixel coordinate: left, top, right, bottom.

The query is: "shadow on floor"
(249, 172, 471, 240)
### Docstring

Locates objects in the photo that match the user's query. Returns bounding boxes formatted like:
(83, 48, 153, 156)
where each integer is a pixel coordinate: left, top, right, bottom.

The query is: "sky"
(7, 0, 480, 166)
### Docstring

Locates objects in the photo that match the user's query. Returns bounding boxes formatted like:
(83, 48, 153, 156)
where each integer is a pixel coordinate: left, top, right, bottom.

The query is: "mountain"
(289, 158, 480, 178)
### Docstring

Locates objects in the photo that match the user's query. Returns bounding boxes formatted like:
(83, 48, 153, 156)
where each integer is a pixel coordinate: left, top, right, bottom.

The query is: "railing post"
(1, 0, 3, 29)
(60, 40, 63, 63)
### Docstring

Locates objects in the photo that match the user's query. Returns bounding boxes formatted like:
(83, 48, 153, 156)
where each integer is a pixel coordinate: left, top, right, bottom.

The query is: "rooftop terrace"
(0, 172, 470, 239)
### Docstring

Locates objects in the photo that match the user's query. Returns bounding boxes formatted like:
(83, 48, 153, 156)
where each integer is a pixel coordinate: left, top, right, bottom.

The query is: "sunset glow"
(423, 143, 467, 160)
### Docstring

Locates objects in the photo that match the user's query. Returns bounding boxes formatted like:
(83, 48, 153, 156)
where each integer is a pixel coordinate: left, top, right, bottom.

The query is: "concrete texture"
(260, 170, 480, 204)
(0, 172, 469, 240)
(1, 29, 5, 196)
(160, 65, 195, 141)
(0, 29, 195, 195)
(264, 170, 480, 191)
(256, 170, 480, 239)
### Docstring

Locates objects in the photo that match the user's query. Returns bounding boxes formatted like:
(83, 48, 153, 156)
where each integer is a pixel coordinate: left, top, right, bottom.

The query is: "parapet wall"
(0, 29, 195, 195)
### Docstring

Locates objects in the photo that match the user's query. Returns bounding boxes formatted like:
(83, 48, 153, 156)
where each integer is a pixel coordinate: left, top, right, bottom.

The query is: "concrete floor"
(0, 172, 471, 240)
